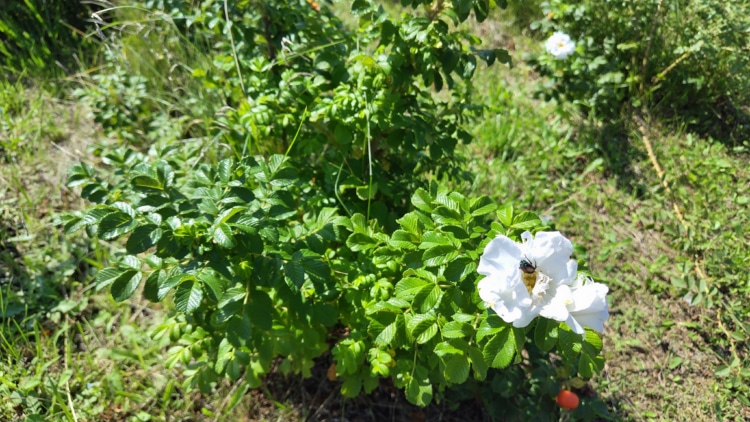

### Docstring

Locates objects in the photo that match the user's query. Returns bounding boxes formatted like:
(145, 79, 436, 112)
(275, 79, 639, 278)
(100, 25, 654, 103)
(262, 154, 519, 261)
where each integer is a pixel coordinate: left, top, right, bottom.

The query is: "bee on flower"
(477, 231, 609, 334)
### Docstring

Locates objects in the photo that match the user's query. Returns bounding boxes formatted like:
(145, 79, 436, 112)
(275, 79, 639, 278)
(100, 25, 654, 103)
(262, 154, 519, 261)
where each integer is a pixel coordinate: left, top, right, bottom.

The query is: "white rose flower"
(545, 31, 576, 60)
(477, 231, 577, 328)
(478, 231, 609, 334)
(541, 277, 610, 334)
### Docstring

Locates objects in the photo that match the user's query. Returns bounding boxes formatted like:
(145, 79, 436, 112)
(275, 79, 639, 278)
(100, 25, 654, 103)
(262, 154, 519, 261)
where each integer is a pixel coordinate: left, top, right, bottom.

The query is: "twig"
(634, 114, 711, 286)
(632, 115, 687, 226)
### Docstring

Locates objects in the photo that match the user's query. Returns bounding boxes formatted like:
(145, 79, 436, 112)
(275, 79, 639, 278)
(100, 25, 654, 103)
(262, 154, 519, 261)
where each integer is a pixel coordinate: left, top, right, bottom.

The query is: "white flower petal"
(521, 231, 573, 283)
(570, 308, 609, 333)
(478, 235, 523, 278)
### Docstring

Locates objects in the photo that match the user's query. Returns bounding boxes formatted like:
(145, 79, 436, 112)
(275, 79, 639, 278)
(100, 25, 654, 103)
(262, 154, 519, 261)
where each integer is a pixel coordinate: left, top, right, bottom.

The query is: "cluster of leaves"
(64, 146, 606, 411)
(68, 0, 608, 415)
(532, 0, 750, 141)
(79, 0, 510, 222)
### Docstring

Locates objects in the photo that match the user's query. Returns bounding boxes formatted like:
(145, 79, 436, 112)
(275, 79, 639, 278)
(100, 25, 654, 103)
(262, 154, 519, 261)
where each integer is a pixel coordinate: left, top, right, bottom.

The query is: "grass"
(2, 1, 750, 420)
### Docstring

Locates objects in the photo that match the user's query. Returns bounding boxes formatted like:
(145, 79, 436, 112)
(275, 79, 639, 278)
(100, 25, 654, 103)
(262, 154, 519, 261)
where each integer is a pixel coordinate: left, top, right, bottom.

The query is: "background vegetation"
(1, 0, 749, 420)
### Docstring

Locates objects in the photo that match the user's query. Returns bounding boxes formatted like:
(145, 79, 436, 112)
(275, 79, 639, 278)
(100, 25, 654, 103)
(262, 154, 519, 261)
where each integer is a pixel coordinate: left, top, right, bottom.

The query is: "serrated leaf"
(415, 284, 442, 313)
(389, 230, 418, 249)
(411, 188, 433, 213)
(441, 321, 472, 339)
(98, 211, 137, 240)
(126, 224, 161, 254)
(301, 257, 330, 284)
(534, 317, 559, 352)
(444, 355, 470, 384)
(444, 257, 476, 282)
(246, 290, 273, 330)
(213, 223, 235, 248)
(578, 351, 604, 379)
(111, 270, 142, 302)
(95, 267, 130, 291)
(423, 244, 459, 267)
(467, 346, 488, 380)
(483, 328, 515, 368)
(175, 279, 203, 313)
(375, 320, 398, 346)
(431, 206, 462, 226)
(584, 329, 603, 352)
(497, 204, 513, 227)
(199, 272, 224, 302)
(510, 211, 542, 230)
(408, 312, 437, 340)
(395, 277, 430, 299)
(434, 341, 464, 356)
(131, 175, 163, 191)
(217, 158, 234, 183)
(469, 196, 496, 216)
(284, 260, 305, 289)
(405, 374, 433, 406)
(346, 232, 379, 251)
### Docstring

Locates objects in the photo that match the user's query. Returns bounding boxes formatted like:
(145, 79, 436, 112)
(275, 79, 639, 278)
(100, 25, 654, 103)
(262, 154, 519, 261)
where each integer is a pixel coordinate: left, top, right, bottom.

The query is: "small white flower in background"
(477, 231, 609, 334)
(545, 31, 576, 60)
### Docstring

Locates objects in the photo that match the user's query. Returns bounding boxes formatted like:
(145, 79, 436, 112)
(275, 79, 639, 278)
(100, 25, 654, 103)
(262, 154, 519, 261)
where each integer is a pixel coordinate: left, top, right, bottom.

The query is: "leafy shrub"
(533, 0, 750, 140)
(68, 0, 609, 415)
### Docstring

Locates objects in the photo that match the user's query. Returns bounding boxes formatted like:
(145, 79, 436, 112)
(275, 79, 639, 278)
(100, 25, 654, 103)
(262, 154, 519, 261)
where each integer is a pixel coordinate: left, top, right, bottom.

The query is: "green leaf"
(510, 211, 542, 230)
(389, 230, 418, 249)
(397, 213, 421, 236)
(496, 204, 513, 227)
(246, 290, 273, 330)
(469, 196, 496, 216)
(422, 244, 459, 267)
(111, 270, 142, 302)
(215, 338, 233, 374)
(578, 351, 605, 378)
(411, 188, 433, 213)
(483, 328, 515, 368)
(431, 206, 462, 226)
(374, 319, 398, 347)
(227, 312, 253, 347)
(444, 257, 476, 282)
(467, 346, 488, 380)
(199, 272, 224, 302)
(473, 0, 490, 22)
(476, 314, 505, 342)
(405, 373, 433, 406)
(98, 211, 137, 240)
(132, 175, 163, 191)
(95, 267, 130, 291)
(444, 355, 470, 384)
(584, 329, 603, 353)
(284, 260, 305, 289)
(534, 318, 559, 352)
(175, 279, 203, 313)
(407, 312, 437, 340)
(346, 232, 379, 251)
(341, 375, 362, 398)
(395, 277, 429, 297)
(213, 223, 236, 248)
(414, 284, 442, 313)
(217, 158, 234, 183)
(300, 257, 330, 284)
(126, 224, 161, 254)
(441, 321, 472, 339)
